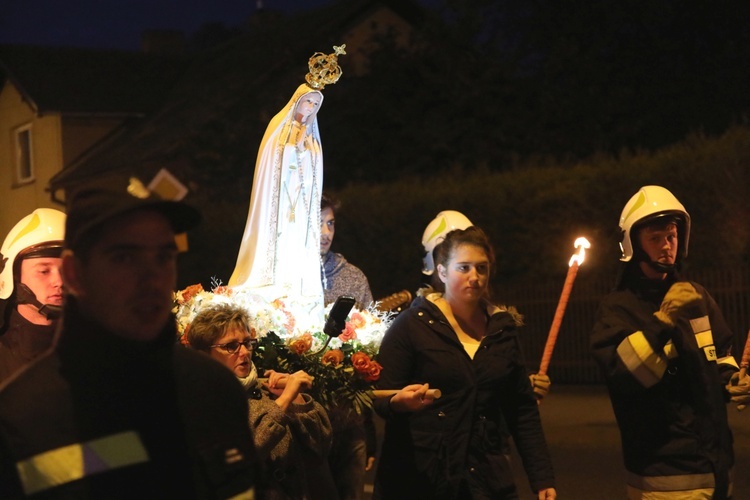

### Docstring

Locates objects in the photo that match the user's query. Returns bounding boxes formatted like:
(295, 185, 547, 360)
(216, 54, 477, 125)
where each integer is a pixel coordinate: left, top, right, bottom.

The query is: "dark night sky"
(0, 0, 334, 50)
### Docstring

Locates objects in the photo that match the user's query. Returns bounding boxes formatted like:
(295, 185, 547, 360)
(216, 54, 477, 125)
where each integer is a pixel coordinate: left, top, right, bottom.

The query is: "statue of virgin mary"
(229, 83, 325, 305)
(229, 46, 345, 314)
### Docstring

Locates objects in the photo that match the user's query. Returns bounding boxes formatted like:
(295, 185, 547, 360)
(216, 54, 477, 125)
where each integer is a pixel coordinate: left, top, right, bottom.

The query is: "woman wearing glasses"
(186, 303, 336, 499)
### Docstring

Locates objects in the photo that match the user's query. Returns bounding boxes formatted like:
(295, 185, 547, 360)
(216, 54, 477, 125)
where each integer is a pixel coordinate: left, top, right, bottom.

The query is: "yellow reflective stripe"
(17, 443, 85, 495)
(228, 487, 256, 500)
(695, 329, 714, 348)
(617, 331, 667, 388)
(688, 315, 717, 363)
(704, 346, 718, 362)
(718, 356, 739, 369)
(690, 316, 710, 335)
(663, 340, 678, 359)
(16, 431, 149, 495)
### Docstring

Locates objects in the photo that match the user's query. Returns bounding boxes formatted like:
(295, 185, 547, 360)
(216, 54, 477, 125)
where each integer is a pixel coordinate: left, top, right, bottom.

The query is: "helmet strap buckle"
(15, 283, 62, 320)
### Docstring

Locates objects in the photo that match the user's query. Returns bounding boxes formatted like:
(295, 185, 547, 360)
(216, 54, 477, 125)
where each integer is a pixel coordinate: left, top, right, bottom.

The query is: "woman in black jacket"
(373, 226, 556, 500)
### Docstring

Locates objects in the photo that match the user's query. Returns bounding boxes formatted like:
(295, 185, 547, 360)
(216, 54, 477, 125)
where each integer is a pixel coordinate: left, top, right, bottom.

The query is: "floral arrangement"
(174, 282, 393, 414)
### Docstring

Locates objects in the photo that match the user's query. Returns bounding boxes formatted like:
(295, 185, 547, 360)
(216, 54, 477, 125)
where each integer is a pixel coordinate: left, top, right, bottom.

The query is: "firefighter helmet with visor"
(619, 185, 690, 266)
(421, 210, 473, 275)
(0, 208, 66, 301)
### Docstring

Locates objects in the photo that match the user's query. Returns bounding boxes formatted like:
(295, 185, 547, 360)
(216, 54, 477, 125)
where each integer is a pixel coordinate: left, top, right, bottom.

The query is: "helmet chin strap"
(645, 259, 676, 274)
(633, 245, 678, 275)
(15, 283, 62, 320)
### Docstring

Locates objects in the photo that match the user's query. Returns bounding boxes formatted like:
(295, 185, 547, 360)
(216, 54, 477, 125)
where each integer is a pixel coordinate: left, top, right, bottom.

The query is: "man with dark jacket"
(591, 185, 744, 499)
(0, 175, 257, 498)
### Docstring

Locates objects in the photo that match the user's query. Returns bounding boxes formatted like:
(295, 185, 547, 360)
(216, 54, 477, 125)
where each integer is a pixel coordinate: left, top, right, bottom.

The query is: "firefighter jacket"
(591, 270, 738, 498)
(0, 299, 257, 498)
(0, 309, 56, 384)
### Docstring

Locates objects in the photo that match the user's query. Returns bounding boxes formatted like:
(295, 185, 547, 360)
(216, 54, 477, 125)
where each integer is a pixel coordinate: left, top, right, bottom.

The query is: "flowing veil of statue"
(229, 46, 346, 316)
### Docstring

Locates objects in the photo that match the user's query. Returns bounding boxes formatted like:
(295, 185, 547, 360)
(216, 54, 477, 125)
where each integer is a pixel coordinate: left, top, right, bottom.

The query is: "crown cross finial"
(305, 44, 346, 90)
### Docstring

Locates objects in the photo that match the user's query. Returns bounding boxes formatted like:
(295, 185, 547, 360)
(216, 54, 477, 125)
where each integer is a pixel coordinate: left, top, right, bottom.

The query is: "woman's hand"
(264, 370, 313, 410)
(388, 383, 436, 412)
(263, 369, 286, 392)
(283, 370, 313, 393)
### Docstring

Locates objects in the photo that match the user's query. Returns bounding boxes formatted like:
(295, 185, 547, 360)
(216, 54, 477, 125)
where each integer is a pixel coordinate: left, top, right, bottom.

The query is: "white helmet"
(421, 210, 473, 275)
(0, 208, 66, 300)
(619, 185, 690, 263)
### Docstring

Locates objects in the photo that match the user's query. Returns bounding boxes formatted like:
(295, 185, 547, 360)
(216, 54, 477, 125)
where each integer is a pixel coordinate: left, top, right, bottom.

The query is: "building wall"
(0, 82, 64, 237)
(0, 82, 125, 237)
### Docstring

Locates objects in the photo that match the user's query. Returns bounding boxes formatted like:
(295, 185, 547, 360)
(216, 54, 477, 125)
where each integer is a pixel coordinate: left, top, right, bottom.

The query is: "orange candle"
(538, 237, 590, 376)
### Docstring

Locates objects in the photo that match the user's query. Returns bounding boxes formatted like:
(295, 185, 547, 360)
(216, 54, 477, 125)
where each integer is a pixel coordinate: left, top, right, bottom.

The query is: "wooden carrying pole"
(370, 389, 442, 399)
(740, 327, 750, 378)
(259, 378, 442, 400)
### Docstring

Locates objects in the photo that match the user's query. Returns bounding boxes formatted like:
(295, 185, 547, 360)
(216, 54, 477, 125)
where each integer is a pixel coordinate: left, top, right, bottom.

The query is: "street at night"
(367, 385, 750, 499)
(526, 385, 750, 498)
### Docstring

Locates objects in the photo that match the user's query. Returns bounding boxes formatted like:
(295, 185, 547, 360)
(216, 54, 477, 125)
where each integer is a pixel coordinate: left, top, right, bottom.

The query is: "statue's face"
(295, 93, 322, 122)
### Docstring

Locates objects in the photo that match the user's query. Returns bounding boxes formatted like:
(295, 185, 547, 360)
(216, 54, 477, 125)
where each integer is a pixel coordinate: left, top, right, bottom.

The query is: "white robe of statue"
(229, 84, 324, 308)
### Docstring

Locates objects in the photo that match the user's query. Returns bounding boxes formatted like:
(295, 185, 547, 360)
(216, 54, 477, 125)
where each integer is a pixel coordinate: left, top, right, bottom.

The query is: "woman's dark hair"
(431, 226, 496, 294)
(187, 303, 252, 352)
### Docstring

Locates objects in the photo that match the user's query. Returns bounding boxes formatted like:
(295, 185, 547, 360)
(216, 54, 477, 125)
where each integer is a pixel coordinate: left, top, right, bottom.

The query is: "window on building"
(14, 124, 34, 184)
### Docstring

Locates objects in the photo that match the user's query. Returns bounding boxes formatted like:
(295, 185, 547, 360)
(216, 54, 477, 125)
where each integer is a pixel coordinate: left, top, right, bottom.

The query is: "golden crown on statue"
(305, 44, 346, 90)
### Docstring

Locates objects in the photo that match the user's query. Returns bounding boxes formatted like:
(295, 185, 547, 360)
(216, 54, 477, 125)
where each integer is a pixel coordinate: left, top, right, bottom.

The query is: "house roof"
(0, 44, 188, 116)
(48, 0, 424, 193)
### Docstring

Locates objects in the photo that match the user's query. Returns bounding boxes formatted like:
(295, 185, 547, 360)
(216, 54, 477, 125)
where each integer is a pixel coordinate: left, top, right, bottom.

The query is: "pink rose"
(338, 323, 357, 342)
(349, 312, 367, 329)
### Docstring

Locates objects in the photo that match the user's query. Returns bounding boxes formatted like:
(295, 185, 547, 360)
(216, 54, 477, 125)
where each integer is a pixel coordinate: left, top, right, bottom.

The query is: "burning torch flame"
(569, 237, 591, 267)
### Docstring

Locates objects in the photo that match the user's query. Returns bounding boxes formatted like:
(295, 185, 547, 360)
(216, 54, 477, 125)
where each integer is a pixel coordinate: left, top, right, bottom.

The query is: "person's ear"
(437, 264, 448, 284)
(61, 250, 84, 297)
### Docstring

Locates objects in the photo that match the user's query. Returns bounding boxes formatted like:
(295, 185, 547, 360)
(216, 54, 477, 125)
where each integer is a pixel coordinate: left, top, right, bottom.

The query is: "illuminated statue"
(229, 46, 345, 310)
